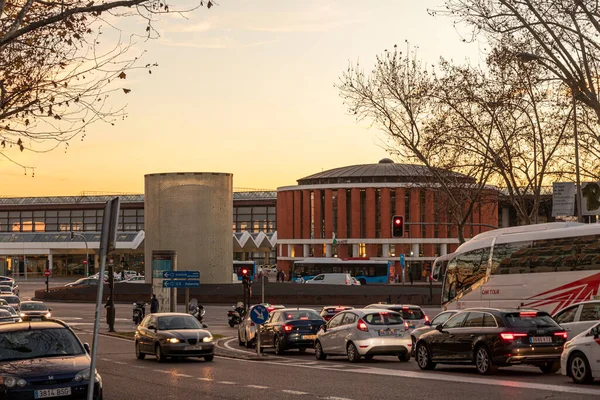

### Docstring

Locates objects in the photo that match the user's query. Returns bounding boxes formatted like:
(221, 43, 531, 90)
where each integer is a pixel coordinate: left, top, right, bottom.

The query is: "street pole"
(573, 88, 583, 223)
(256, 324, 261, 357)
(71, 232, 89, 276)
(261, 273, 265, 304)
(87, 252, 107, 400)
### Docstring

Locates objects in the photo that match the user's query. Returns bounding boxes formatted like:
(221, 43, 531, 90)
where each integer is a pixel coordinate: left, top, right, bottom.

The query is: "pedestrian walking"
(150, 294, 159, 313)
(121, 270, 125, 281)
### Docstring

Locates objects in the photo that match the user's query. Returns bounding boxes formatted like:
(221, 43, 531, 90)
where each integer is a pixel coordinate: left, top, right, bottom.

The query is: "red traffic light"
(394, 218, 402, 225)
(241, 268, 249, 276)
(392, 215, 404, 237)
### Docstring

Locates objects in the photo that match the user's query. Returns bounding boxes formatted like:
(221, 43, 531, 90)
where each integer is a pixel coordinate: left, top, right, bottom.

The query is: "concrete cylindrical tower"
(144, 172, 233, 284)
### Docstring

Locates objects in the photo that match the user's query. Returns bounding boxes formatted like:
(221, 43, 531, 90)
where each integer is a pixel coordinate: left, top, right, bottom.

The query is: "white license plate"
(302, 335, 317, 340)
(530, 336, 552, 343)
(35, 387, 72, 398)
(378, 329, 396, 336)
(185, 345, 203, 350)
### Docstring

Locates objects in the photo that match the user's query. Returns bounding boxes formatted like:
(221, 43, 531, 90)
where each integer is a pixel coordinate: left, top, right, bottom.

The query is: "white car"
(553, 300, 600, 339)
(122, 276, 146, 283)
(561, 322, 600, 384)
(364, 304, 429, 331)
(315, 308, 411, 362)
(304, 273, 353, 285)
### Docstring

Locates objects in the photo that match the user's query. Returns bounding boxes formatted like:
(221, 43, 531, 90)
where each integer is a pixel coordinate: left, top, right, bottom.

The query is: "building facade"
(0, 190, 277, 278)
(276, 159, 499, 280)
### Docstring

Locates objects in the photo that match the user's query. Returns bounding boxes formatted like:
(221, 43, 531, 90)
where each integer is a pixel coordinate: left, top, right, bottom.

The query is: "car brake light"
(250, 321, 255, 326)
(402, 306, 409, 310)
(283, 324, 293, 332)
(267, 306, 275, 312)
(404, 321, 409, 330)
(554, 331, 568, 339)
(357, 319, 369, 332)
(425, 315, 430, 322)
(519, 311, 537, 317)
(300, 317, 309, 320)
(500, 332, 527, 340)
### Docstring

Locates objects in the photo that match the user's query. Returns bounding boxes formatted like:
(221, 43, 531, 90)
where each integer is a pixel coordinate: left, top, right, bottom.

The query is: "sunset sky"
(2, 0, 483, 196)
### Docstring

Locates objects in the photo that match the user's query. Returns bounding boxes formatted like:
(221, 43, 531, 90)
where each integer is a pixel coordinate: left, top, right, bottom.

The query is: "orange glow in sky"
(1, 0, 481, 196)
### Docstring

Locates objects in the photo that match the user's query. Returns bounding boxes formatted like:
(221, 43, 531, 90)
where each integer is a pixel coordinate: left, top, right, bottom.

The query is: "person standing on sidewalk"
(150, 294, 159, 313)
(409, 267, 414, 285)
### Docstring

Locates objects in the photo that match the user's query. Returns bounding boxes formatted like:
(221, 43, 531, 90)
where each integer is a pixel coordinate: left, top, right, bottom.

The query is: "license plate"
(378, 329, 396, 336)
(35, 387, 72, 398)
(530, 336, 552, 343)
(185, 345, 203, 350)
(407, 325, 415, 330)
(302, 335, 317, 340)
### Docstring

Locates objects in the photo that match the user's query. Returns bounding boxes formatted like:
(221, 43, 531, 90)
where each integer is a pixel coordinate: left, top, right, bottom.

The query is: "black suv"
(0, 320, 103, 399)
(415, 308, 567, 375)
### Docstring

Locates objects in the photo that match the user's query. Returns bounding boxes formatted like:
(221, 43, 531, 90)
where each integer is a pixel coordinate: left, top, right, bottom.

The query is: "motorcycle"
(132, 301, 147, 325)
(188, 299, 207, 327)
(227, 302, 246, 327)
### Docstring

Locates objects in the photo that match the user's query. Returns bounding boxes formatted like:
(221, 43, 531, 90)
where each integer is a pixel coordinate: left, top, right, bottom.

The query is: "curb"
(214, 337, 273, 361)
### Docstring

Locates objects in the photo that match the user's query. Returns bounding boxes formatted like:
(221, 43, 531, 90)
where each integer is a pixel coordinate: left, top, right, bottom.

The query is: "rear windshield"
(0, 328, 85, 362)
(364, 312, 404, 325)
(505, 312, 559, 328)
(390, 308, 424, 320)
(282, 310, 321, 320)
(0, 287, 10, 292)
(0, 296, 19, 304)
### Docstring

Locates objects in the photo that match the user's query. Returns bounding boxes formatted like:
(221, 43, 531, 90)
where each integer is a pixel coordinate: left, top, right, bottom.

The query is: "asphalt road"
(15, 280, 600, 399)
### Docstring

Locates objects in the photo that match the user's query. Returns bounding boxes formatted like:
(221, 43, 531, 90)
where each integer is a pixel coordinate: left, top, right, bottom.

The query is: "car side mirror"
(436, 324, 444, 332)
(321, 325, 327, 332)
(202, 323, 208, 329)
(148, 325, 156, 331)
(424, 321, 431, 326)
(83, 343, 91, 354)
(49, 308, 53, 312)
(592, 327, 599, 339)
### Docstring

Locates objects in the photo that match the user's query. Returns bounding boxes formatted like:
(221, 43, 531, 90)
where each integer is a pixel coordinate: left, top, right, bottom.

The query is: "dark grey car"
(410, 310, 458, 355)
(135, 313, 214, 362)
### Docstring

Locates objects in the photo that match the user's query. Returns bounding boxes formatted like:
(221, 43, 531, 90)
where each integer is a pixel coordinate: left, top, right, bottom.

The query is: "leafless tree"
(0, 0, 214, 171)
(438, 0, 600, 123)
(338, 45, 495, 243)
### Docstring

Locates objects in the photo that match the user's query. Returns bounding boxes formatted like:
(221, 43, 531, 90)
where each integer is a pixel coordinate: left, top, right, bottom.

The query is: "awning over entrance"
(233, 231, 277, 252)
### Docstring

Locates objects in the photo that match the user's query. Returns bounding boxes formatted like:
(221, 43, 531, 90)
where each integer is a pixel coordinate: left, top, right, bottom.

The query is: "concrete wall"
(144, 173, 233, 284)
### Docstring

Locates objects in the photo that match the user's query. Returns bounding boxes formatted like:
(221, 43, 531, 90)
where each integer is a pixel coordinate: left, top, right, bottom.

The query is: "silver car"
(553, 300, 600, 339)
(315, 308, 411, 363)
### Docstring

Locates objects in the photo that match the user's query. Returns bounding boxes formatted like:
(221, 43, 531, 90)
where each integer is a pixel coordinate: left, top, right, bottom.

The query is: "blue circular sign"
(250, 304, 269, 325)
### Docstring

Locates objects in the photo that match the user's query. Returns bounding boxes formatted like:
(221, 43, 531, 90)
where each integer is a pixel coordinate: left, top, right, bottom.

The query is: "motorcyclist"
(235, 301, 245, 318)
(150, 294, 159, 314)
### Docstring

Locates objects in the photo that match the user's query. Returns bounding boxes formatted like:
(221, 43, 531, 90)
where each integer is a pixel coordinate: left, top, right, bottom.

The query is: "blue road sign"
(400, 254, 405, 269)
(162, 280, 200, 288)
(250, 304, 269, 325)
(162, 270, 200, 279)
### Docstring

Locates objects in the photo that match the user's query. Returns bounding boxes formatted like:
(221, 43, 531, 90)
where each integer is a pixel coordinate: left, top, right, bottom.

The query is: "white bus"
(441, 222, 600, 315)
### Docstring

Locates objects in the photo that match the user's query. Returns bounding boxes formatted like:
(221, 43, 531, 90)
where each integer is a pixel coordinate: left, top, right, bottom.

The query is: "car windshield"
(0, 300, 7, 305)
(282, 310, 321, 320)
(0, 296, 19, 304)
(157, 316, 202, 330)
(505, 312, 559, 328)
(0, 286, 11, 292)
(0, 306, 16, 315)
(0, 328, 85, 362)
(0, 310, 11, 317)
(20, 303, 48, 311)
(363, 312, 404, 325)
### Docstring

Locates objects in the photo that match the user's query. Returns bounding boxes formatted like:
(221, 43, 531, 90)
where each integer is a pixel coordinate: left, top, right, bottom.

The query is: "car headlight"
(19, 313, 25, 317)
(166, 338, 180, 344)
(0, 376, 27, 388)
(74, 369, 99, 382)
(46, 312, 52, 318)
(202, 336, 213, 343)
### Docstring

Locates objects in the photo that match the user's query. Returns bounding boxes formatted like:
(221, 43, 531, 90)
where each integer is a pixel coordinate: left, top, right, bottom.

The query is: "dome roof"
(297, 161, 471, 185)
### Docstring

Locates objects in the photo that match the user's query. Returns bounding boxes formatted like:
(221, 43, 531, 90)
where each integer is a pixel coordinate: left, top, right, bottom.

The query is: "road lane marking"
(223, 338, 255, 353)
(223, 357, 600, 396)
(154, 369, 170, 373)
(100, 358, 111, 362)
(247, 385, 269, 389)
(198, 378, 213, 381)
(281, 390, 309, 395)
(132, 366, 147, 369)
(113, 361, 126, 365)
(323, 397, 353, 400)
(174, 373, 193, 378)
(217, 381, 237, 385)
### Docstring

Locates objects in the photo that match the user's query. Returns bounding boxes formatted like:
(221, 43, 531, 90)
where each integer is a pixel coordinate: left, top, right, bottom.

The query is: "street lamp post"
(70, 232, 90, 276)
(516, 52, 583, 223)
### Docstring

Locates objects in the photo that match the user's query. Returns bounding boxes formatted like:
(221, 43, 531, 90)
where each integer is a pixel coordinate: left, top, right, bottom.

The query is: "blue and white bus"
(233, 260, 257, 282)
(291, 258, 392, 285)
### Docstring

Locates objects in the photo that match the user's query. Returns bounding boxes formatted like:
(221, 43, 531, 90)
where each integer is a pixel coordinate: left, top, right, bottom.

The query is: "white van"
(304, 273, 353, 285)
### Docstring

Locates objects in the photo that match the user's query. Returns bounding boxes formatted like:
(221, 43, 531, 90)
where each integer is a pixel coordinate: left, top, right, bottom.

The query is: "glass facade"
(232, 205, 276, 233)
(0, 209, 144, 232)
